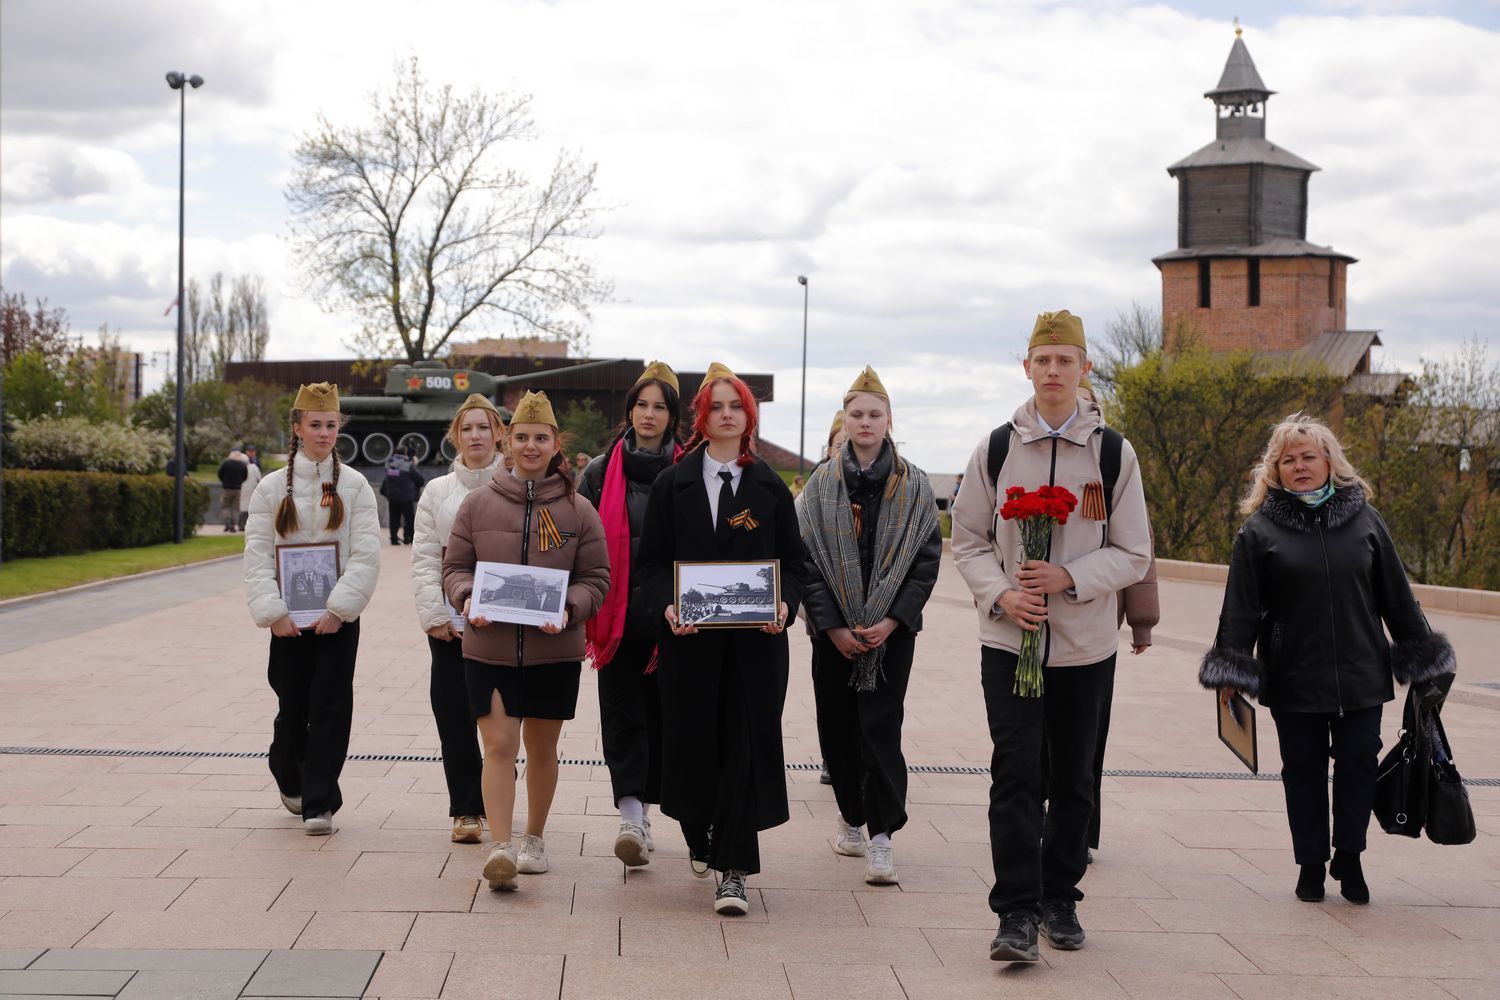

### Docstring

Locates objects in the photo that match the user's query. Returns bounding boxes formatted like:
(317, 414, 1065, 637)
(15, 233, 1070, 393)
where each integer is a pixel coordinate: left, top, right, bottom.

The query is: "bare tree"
(183, 272, 272, 382)
(286, 57, 610, 362)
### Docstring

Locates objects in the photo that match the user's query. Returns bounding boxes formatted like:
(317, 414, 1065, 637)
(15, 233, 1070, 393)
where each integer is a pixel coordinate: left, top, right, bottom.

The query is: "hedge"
(2, 470, 211, 558)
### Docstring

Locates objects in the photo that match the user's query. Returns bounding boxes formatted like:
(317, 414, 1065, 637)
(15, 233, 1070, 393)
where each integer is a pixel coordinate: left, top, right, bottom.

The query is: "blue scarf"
(1288, 481, 1335, 508)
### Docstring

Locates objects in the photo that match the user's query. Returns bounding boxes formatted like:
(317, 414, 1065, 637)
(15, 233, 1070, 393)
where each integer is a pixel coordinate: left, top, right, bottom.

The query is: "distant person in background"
(381, 444, 422, 545)
(238, 451, 263, 531)
(575, 451, 591, 475)
(218, 449, 250, 532)
(951, 473, 963, 512)
(790, 474, 805, 497)
(245, 443, 262, 469)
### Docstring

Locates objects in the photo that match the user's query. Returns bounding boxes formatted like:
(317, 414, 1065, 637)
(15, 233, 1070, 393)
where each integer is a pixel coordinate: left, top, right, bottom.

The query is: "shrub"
(10, 416, 173, 474)
(1, 470, 211, 557)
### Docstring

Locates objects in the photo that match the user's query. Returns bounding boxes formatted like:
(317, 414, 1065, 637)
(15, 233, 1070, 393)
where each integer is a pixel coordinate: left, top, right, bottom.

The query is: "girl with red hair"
(636, 363, 808, 915)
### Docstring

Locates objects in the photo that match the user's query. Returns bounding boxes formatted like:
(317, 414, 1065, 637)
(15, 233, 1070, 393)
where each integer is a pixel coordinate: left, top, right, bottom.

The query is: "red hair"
(682, 376, 758, 467)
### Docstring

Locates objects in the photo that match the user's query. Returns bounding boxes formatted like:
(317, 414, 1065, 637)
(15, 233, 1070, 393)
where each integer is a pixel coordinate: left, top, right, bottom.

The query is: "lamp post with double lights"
(166, 70, 203, 543)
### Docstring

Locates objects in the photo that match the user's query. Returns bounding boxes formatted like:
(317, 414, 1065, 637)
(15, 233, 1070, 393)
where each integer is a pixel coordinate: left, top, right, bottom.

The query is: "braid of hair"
(325, 445, 346, 531)
(678, 430, 705, 458)
(274, 430, 301, 537)
(736, 431, 755, 468)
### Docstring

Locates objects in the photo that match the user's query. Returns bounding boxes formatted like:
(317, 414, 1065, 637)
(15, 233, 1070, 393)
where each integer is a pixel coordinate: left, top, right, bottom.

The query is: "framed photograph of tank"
(470, 561, 570, 630)
(674, 560, 781, 628)
(275, 542, 340, 629)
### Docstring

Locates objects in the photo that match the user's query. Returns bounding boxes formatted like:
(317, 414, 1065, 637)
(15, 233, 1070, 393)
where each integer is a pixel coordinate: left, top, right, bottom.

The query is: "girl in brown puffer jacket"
(442, 391, 610, 891)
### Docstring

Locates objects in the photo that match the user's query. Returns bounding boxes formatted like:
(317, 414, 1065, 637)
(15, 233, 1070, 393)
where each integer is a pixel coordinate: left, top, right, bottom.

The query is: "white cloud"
(2, 0, 1497, 471)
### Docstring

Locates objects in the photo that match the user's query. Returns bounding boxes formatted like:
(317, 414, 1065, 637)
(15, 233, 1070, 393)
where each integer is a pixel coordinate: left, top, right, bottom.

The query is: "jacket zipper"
(518, 480, 535, 666)
(1041, 437, 1058, 668)
(1315, 514, 1344, 717)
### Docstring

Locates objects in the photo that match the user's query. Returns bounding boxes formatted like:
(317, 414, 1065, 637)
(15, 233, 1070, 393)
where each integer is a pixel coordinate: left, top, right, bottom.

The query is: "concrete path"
(0, 544, 1495, 999)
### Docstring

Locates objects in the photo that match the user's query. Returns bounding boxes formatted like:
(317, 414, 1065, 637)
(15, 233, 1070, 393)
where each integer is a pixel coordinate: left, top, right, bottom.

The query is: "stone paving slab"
(0, 968, 134, 995)
(0, 546, 1496, 999)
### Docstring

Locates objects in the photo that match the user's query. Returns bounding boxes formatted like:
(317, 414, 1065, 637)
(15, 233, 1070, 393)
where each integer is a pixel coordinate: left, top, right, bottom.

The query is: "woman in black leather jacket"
(1199, 414, 1455, 905)
(578, 362, 682, 869)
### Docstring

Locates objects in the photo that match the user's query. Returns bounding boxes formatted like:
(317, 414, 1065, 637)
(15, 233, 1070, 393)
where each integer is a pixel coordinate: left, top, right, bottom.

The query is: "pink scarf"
(587, 438, 680, 669)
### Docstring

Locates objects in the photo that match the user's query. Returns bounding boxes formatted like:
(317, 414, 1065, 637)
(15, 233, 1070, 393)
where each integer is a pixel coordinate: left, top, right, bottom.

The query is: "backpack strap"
(986, 422, 1013, 490)
(1099, 426, 1123, 519)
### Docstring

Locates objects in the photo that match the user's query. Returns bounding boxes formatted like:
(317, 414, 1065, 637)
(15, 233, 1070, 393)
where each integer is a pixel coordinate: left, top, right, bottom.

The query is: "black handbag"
(1423, 712, 1477, 846)
(1373, 703, 1427, 838)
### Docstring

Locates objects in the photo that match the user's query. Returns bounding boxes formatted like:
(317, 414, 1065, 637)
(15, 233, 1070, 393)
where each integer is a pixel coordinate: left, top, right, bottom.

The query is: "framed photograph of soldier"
(275, 542, 340, 629)
(674, 559, 781, 628)
(471, 561, 569, 629)
(1216, 690, 1259, 774)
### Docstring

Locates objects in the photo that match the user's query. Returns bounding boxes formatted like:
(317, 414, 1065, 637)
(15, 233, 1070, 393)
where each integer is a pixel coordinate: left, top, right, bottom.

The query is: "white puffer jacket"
(411, 453, 504, 631)
(243, 452, 381, 627)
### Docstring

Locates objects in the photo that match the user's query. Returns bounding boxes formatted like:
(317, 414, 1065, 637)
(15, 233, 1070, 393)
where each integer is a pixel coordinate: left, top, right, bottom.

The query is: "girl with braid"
(798, 368, 941, 886)
(635, 363, 807, 915)
(243, 382, 380, 836)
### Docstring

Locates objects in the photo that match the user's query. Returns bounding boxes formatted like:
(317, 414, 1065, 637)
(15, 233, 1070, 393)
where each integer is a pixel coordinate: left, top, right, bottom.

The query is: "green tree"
(1096, 306, 1343, 562)
(131, 380, 233, 468)
(558, 398, 610, 458)
(2, 348, 67, 421)
(286, 57, 610, 363)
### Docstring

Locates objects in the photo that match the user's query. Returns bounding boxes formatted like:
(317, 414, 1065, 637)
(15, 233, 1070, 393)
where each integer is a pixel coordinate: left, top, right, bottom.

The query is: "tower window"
(1198, 259, 1212, 308)
(1248, 259, 1260, 307)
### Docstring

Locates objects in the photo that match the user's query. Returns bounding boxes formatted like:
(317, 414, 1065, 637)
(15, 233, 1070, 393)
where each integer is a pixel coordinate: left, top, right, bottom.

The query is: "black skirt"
(465, 658, 582, 721)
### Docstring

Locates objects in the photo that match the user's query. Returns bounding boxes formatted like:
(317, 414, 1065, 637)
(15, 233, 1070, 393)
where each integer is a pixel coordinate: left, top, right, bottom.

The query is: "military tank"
(478, 573, 562, 613)
(335, 358, 620, 466)
(703, 581, 775, 605)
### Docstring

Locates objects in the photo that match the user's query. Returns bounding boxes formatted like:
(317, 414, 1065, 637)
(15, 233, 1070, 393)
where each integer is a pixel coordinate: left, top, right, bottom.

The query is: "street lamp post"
(797, 275, 809, 476)
(166, 70, 203, 543)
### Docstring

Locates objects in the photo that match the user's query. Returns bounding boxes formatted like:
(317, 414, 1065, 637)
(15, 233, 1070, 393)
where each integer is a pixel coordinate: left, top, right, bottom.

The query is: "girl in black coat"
(1200, 414, 1456, 905)
(578, 361, 682, 868)
(636, 363, 807, 916)
(798, 368, 942, 887)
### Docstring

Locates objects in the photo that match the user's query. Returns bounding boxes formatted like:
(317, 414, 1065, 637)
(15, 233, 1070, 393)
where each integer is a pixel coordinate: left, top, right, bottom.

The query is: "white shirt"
(702, 452, 743, 527)
(1038, 404, 1081, 438)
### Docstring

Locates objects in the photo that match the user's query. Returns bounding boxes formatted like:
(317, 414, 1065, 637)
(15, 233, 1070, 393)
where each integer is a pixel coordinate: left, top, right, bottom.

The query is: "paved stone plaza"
(0, 545, 1496, 999)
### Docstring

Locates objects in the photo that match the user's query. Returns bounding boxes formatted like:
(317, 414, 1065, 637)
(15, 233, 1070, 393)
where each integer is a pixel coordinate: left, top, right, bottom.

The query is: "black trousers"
(675, 649, 764, 876)
(429, 635, 484, 817)
(388, 500, 416, 543)
(1041, 666, 1114, 849)
(811, 633, 914, 837)
(1270, 704, 1382, 865)
(981, 646, 1115, 917)
(597, 637, 663, 807)
(267, 621, 360, 818)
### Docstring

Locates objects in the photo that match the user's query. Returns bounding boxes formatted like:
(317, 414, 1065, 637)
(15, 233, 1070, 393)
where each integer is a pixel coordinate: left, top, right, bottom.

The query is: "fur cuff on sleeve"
(1198, 647, 1263, 698)
(1392, 632, 1457, 686)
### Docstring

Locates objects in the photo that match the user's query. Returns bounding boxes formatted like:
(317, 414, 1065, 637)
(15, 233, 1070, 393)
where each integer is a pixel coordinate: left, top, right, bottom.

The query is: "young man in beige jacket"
(951, 311, 1152, 962)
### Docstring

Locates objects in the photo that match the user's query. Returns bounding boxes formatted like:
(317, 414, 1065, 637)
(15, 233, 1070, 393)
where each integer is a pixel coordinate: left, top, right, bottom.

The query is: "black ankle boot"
(1329, 850, 1369, 904)
(1295, 863, 1325, 902)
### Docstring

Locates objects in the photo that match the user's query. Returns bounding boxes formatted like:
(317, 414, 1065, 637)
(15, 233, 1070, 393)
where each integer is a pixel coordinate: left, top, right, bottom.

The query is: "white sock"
(619, 796, 644, 825)
(871, 833, 891, 848)
(642, 803, 651, 822)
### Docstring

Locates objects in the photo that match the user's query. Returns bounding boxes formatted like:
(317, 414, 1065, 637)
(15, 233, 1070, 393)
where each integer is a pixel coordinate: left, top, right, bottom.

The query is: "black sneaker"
(713, 869, 749, 915)
(1039, 899, 1085, 950)
(819, 764, 832, 785)
(989, 910, 1039, 962)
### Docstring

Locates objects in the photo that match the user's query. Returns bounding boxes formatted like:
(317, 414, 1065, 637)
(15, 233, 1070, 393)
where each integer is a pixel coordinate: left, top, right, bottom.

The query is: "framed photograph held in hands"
(276, 542, 340, 629)
(674, 560, 781, 629)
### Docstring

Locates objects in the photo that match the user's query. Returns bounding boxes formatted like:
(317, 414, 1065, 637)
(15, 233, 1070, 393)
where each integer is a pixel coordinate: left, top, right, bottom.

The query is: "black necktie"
(717, 469, 735, 537)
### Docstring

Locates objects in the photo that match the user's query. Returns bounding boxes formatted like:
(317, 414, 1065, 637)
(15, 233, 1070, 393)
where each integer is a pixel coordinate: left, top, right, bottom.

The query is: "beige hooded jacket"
(951, 398, 1152, 666)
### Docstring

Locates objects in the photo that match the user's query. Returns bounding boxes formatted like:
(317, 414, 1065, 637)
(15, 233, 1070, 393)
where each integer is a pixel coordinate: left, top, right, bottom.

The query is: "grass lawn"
(0, 534, 245, 601)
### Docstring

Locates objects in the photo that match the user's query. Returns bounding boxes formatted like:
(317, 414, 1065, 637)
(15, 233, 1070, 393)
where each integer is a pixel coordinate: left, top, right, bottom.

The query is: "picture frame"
(1216, 691, 1259, 775)
(275, 542, 340, 630)
(470, 561, 569, 629)
(674, 559, 781, 629)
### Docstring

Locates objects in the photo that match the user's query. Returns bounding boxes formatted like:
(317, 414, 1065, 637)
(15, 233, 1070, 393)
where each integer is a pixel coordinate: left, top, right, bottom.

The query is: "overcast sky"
(3, 0, 1497, 471)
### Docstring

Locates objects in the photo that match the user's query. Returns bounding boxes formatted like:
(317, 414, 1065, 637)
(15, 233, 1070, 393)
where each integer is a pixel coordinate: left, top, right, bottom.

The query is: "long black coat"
(636, 449, 808, 830)
(1200, 486, 1456, 714)
(578, 431, 677, 639)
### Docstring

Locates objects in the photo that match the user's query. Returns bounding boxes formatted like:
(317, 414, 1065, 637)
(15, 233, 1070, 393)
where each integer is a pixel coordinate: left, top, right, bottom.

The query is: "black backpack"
(986, 423, 1124, 518)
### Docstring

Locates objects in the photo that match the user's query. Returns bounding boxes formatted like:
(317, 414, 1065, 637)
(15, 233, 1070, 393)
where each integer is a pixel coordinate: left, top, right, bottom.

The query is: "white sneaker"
(516, 833, 549, 874)
(303, 812, 334, 836)
(483, 842, 518, 890)
(279, 792, 302, 816)
(614, 821, 650, 867)
(643, 815, 655, 852)
(834, 817, 867, 857)
(865, 842, 899, 885)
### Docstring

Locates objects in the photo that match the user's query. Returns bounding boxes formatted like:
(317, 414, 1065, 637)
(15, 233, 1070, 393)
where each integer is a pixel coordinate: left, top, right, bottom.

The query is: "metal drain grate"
(4, 745, 1496, 786)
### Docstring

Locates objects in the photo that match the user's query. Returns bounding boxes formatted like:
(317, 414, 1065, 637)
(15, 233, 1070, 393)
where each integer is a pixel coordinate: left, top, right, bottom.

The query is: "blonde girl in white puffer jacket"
(243, 383, 380, 836)
(411, 393, 507, 846)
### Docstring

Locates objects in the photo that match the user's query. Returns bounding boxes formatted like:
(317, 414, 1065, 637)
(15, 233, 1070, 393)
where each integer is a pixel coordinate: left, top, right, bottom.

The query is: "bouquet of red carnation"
(999, 484, 1079, 696)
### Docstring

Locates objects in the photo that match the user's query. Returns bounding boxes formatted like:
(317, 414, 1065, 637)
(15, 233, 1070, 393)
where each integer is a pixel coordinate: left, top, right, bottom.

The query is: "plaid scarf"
(798, 443, 938, 691)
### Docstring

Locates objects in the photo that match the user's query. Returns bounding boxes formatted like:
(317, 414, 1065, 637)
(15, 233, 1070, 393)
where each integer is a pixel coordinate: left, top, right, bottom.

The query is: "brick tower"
(1154, 28, 1356, 354)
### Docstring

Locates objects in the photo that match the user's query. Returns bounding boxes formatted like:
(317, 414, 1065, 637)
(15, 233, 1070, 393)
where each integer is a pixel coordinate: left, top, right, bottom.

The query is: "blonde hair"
(275, 409, 346, 536)
(445, 406, 505, 454)
(1240, 413, 1370, 515)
